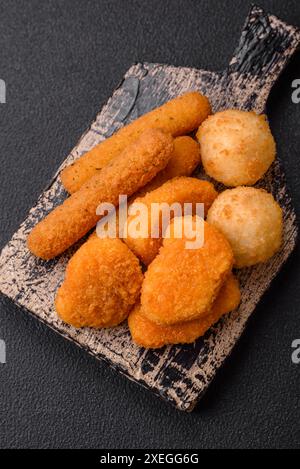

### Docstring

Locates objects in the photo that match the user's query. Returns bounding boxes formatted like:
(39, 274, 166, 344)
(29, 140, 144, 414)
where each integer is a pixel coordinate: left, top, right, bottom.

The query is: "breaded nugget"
(55, 236, 143, 328)
(137, 136, 201, 197)
(196, 110, 276, 186)
(61, 92, 211, 193)
(27, 129, 173, 260)
(141, 218, 234, 325)
(129, 274, 240, 348)
(207, 186, 283, 268)
(123, 177, 218, 265)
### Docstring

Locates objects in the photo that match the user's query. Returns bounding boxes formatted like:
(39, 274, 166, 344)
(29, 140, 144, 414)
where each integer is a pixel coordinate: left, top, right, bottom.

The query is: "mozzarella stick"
(113, 136, 201, 234)
(122, 177, 218, 265)
(27, 129, 173, 260)
(136, 136, 200, 197)
(61, 92, 211, 193)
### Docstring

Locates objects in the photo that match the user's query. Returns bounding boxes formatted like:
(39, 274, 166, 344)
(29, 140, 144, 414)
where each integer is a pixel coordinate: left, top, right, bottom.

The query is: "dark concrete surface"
(0, 0, 299, 449)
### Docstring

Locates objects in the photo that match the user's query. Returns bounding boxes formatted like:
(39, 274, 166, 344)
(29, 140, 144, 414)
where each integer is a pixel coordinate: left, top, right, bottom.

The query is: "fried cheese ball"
(207, 186, 283, 268)
(123, 177, 218, 265)
(61, 91, 211, 193)
(141, 218, 234, 325)
(27, 128, 173, 260)
(196, 110, 276, 186)
(129, 274, 241, 348)
(137, 136, 201, 197)
(55, 236, 143, 328)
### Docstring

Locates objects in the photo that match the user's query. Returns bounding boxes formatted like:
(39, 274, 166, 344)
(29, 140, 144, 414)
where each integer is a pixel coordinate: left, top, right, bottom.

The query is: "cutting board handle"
(225, 5, 300, 111)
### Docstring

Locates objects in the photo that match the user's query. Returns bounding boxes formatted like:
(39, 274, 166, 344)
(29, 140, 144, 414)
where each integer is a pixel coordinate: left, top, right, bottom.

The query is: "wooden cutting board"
(0, 5, 299, 411)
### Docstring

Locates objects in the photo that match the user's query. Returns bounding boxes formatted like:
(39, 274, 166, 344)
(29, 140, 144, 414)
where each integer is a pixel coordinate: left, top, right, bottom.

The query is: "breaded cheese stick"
(136, 136, 201, 197)
(113, 136, 201, 236)
(61, 92, 211, 193)
(55, 236, 143, 328)
(129, 274, 240, 348)
(27, 129, 173, 260)
(141, 218, 234, 325)
(123, 177, 218, 265)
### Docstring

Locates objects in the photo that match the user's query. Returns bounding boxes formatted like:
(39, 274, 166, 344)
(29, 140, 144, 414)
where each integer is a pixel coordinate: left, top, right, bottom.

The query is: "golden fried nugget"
(129, 274, 241, 348)
(137, 136, 200, 197)
(61, 92, 211, 193)
(141, 219, 234, 325)
(123, 177, 218, 265)
(55, 236, 143, 328)
(27, 129, 173, 260)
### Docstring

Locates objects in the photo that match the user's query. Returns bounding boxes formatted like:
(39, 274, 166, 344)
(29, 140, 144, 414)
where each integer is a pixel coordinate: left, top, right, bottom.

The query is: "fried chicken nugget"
(61, 92, 211, 193)
(27, 129, 173, 260)
(141, 218, 234, 325)
(55, 236, 143, 328)
(137, 136, 201, 197)
(123, 177, 218, 265)
(129, 274, 241, 348)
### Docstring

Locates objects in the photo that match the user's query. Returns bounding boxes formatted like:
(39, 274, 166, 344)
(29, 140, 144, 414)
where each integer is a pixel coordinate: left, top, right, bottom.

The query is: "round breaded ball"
(55, 236, 143, 328)
(207, 187, 283, 268)
(196, 110, 276, 186)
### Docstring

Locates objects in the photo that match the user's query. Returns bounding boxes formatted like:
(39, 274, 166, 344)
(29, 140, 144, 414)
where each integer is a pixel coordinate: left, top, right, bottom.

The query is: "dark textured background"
(0, 0, 299, 449)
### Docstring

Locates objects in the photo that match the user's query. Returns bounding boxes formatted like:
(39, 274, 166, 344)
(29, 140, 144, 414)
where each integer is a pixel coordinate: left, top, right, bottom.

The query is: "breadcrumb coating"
(55, 236, 143, 328)
(136, 136, 201, 197)
(141, 219, 234, 325)
(62, 92, 211, 193)
(196, 110, 276, 186)
(27, 129, 173, 260)
(207, 186, 283, 268)
(129, 274, 241, 348)
(123, 177, 218, 265)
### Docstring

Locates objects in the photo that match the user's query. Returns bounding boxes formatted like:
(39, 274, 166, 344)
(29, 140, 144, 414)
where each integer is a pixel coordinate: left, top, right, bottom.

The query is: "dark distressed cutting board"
(0, 5, 299, 411)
